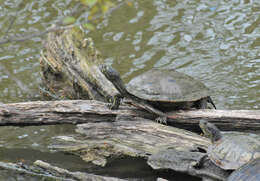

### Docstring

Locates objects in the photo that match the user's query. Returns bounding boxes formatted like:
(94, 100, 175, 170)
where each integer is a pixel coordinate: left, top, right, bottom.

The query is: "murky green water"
(0, 0, 259, 180)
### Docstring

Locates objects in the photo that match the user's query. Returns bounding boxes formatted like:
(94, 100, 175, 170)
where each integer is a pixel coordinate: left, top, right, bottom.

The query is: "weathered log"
(148, 148, 230, 181)
(168, 109, 260, 131)
(34, 160, 126, 181)
(0, 161, 67, 180)
(0, 100, 150, 126)
(0, 100, 259, 132)
(50, 117, 228, 181)
(40, 26, 119, 102)
(0, 160, 125, 181)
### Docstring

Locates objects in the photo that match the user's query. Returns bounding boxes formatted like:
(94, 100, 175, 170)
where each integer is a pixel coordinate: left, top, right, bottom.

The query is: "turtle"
(99, 64, 216, 124)
(197, 120, 260, 170)
(227, 157, 260, 181)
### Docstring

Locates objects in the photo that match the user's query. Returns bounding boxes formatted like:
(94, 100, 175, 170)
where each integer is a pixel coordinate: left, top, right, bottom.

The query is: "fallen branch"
(148, 148, 230, 181)
(168, 109, 260, 131)
(0, 161, 72, 180)
(0, 160, 125, 181)
(0, 100, 259, 132)
(51, 116, 226, 181)
(34, 160, 126, 181)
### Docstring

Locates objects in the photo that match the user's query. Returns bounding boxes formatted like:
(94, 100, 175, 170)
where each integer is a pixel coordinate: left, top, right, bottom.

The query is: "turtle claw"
(155, 116, 167, 125)
(107, 102, 118, 110)
(193, 155, 208, 169)
(107, 95, 121, 110)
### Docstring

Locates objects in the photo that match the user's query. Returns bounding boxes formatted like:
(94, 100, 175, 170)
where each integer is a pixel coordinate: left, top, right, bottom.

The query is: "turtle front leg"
(140, 104, 168, 125)
(107, 94, 122, 110)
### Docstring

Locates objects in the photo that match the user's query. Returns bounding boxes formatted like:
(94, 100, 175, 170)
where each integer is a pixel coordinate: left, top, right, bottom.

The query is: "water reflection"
(0, 125, 75, 151)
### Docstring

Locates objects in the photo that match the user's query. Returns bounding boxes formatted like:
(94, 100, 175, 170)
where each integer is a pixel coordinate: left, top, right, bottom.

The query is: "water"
(89, 0, 260, 110)
(0, 0, 259, 180)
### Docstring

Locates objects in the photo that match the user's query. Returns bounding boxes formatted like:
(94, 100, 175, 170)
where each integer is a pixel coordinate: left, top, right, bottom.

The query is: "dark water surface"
(0, 0, 259, 180)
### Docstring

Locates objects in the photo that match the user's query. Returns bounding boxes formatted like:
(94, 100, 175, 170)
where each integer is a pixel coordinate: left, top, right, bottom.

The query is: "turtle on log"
(227, 157, 260, 181)
(99, 64, 216, 124)
(197, 120, 260, 170)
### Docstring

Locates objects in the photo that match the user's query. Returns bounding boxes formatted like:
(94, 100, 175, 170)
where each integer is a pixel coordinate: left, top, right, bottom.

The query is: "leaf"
(101, 1, 114, 13)
(84, 0, 98, 7)
(63, 16, 76, 25)
(83, 23, 95, 30)
(80, 0, 88, 6)
(126, 1, 133, 7)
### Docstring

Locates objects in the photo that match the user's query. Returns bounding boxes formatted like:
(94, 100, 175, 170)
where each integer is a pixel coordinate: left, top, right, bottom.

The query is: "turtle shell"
(227, 157, 260, 181)
(127, 69, 210, 103)
(208, 132, 260, 170)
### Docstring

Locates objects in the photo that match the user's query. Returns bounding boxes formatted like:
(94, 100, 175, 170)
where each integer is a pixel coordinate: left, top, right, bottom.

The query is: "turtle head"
(199, 120, 222, 143)
(99, 64, 128, 95)
(99, 64, 121, 82)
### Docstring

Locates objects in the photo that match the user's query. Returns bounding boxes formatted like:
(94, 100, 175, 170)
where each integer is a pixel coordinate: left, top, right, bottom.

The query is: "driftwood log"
(52, 118, 231, 180)
(0, 100, 259, 131)
(40, 26, 120, 102)
(0, 160, 125, 181)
